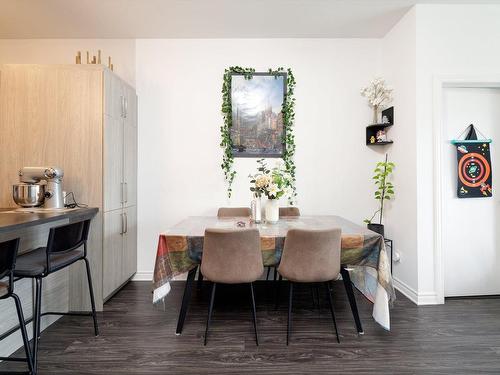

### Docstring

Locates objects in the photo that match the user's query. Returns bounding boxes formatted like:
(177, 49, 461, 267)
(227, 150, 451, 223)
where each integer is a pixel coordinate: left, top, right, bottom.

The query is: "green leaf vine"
(220, 66, 297, 202)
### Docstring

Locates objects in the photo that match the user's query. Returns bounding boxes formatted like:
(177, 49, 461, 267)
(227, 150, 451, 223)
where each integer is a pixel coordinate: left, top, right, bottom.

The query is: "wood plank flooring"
(2, 280, 500, 374)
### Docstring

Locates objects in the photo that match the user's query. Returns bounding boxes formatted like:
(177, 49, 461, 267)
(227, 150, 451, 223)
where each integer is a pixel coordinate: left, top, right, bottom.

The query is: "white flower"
(268, 183, 279, 198)
(255, 175, 271, 188)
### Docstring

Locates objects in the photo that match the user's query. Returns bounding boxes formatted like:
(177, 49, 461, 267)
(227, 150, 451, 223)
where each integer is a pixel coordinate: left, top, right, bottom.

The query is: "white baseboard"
(393, 277, 418, 304)
(132, 271, 153, 281)
(393, 277, 440, 305)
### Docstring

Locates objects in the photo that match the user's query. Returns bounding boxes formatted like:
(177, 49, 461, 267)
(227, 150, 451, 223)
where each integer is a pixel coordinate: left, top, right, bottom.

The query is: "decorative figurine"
(376, 130, 387, 143)
(370, 136, 376, 144)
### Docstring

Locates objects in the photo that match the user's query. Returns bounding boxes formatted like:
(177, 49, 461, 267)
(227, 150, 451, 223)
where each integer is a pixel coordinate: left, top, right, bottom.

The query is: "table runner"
(153, 216, 396, 330)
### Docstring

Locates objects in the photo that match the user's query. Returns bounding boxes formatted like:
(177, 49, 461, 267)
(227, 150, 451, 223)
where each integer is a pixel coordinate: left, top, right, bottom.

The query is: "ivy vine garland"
(220, 66, 297, 202)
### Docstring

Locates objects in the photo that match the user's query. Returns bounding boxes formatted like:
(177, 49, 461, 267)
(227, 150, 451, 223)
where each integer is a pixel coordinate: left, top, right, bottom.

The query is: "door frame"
(432, 75, 500, 304)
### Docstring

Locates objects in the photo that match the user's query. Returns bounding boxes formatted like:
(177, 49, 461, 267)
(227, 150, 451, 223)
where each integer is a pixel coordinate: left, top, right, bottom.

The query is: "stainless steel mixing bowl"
(12, 183, 45, 207)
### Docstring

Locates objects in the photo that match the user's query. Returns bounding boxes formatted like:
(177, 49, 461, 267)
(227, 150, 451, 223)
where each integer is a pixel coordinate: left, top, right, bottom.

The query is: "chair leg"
(266, 267, 271, 281)
(12, 293, 34, 374)
(84, 258, 99, 337)
(176, 267, 197, 335)
(197, 267, 204, 291)
(287, 282, 293, 346)
(249, 282, 259, 346)
(274, 274, 282, 310)
(204, 282, 217, 346)
(340, 267, 363, 334)
(32, 277, 42, 373)
(325, 282, 340, 343)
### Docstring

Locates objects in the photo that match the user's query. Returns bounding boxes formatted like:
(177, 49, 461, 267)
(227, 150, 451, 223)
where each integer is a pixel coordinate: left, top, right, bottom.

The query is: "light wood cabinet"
(0, 64, 138, 311)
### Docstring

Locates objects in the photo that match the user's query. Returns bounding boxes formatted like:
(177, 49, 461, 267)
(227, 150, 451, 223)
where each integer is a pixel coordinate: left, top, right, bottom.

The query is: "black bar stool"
(13, 219, 99, 372)
(0, 238, 34, 375)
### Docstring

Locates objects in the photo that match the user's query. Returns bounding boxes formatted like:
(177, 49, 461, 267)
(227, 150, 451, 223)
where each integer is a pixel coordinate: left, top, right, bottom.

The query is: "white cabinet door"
(103, 115, 124, 212)
(103, 210, 124, 299)
(123, 107, 137, 207)
(104, 72, 125, 119)
(122, 205, 137, 281)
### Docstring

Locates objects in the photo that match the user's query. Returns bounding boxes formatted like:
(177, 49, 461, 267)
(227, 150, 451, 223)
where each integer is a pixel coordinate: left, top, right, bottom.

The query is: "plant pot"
(265, 199, 279, 223)
(367, 223, 384, 237)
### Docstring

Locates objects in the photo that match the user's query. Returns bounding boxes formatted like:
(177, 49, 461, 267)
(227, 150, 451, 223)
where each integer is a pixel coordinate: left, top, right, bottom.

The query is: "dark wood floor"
(2, 280, 500, 374)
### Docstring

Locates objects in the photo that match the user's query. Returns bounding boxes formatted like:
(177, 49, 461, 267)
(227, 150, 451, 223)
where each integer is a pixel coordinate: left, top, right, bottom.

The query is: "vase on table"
(265, 199, 279, 223)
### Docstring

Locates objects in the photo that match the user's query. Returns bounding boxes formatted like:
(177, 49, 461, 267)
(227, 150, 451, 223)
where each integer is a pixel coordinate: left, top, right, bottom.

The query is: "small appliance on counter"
(13, 167, 65, 209)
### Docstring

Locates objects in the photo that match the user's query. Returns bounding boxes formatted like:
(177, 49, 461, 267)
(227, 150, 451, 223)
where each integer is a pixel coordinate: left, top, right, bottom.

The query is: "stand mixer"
(13, 167, 65, 209)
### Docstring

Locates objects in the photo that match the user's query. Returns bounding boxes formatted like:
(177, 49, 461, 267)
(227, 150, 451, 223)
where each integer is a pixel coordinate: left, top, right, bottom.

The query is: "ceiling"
(1, 0, 499, 39)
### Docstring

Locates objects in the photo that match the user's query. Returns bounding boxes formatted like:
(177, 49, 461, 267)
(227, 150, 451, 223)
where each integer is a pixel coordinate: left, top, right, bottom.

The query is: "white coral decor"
(361, 77, 393, 123)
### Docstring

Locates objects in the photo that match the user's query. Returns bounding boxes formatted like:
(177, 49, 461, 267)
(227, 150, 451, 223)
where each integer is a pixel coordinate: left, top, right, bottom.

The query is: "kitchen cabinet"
(0, 64, 138, 311)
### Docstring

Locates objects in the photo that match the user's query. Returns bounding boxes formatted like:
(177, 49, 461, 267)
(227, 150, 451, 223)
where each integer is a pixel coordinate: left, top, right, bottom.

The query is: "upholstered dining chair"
(278, 228, 342, 345)
(217, 207, 251, 217)
(267, 207, 301, 282)
(279, 207, 301, 217)
(201, 228, 263, 346)
(195, 207, 253, 291)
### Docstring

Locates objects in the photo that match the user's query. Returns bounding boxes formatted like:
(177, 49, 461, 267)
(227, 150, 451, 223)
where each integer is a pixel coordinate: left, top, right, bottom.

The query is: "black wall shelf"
(366, 107, 394, 146)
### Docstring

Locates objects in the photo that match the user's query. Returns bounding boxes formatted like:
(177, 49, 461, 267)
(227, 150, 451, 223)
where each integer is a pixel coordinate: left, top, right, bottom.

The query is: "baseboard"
(393, 277, 440, 305)
(132, 271, 153, 281)
(393, 277, 418, 304)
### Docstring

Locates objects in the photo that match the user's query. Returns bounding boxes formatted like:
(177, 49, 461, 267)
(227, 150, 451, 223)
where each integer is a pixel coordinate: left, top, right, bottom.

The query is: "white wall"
(136, 39, 384, 277)
(415, 4, 500, 301)
(381, 8, 418, 298)
(442, 87, 500, 297)
(0, 39, 135, 86)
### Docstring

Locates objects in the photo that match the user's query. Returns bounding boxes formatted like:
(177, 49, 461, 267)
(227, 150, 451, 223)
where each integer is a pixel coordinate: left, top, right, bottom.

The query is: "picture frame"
(230, 72, 287, 158)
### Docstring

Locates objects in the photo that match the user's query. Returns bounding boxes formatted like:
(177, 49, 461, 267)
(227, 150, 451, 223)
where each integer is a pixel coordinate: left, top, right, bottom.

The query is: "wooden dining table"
(152, 215, 396, 332)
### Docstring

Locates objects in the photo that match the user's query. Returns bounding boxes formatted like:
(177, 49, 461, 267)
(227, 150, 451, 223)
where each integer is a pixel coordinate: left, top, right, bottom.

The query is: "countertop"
(0, 207, 99, 234)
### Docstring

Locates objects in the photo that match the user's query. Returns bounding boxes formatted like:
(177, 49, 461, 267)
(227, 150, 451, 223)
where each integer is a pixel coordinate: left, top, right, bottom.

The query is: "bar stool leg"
(249, 282, 259, 346)
(32, 277, 42, 372)
(84, 258, 99, 336)
(12, 293, 34, 374)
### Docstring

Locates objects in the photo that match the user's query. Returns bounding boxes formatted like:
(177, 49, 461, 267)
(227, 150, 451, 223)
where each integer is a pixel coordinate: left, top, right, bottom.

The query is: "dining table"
(152, 215, 396, 331)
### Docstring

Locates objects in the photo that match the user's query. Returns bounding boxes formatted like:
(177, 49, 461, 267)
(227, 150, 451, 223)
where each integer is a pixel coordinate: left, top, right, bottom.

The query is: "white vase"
(265, 199, 279, 223)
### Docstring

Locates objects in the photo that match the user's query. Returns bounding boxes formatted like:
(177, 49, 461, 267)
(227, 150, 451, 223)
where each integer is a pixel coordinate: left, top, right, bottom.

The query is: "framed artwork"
(230, 72, 286, 157)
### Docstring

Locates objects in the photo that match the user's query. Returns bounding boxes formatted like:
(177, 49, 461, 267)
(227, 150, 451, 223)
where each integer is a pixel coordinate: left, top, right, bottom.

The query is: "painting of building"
(230, 73, 286, 157)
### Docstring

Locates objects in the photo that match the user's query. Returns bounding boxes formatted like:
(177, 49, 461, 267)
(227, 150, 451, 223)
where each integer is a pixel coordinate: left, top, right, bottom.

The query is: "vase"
(265, 199, 279, 223)
(372, 105, 379, 124)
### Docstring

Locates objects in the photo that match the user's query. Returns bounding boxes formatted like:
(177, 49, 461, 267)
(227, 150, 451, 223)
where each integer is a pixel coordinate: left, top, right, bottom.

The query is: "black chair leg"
(32, 277, 42, 373)
(266, 267, 271, 281)
(287, 282, 293, 346)
(274, 274, 283, 310)
(204, 282, 217, 346)
(176, 267, 197, 335)
(84, 258, 99, 336)
(197, 268, 204, 291)
(325, 281, 340, 343)
(340, 267, 363, 334)
(249, 282, 259, 346)
(12, 293, 34, 374)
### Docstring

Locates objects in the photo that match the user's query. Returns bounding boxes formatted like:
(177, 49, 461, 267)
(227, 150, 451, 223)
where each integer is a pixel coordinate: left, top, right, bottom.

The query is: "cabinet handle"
(124, 97, 128, 118)
(120, 213, 125, 235)
(124, 212, 128, 234)
(120, 182, 124, 204)
(120, 95, 125, 118)
(124, 182, 128, 203)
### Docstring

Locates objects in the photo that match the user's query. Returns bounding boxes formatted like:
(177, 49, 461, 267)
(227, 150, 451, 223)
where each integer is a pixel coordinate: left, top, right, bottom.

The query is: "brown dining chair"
(279, 207, 301, 217)
(217, 207, 251, 217)
(278, 228, 342, 345)
(267, 207, 301, 282)
(201, 228, 263, 346)
(196, 207, 253, 291)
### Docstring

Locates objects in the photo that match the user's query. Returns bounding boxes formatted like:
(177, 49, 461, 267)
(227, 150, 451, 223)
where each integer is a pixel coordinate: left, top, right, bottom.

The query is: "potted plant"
(361, 77, 393, 124)
(249, 159, 293, 223)
(364, 154, 395, 236)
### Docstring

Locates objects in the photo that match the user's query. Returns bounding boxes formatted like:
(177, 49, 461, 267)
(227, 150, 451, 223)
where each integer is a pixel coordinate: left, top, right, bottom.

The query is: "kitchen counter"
(0, 207, 98, 234)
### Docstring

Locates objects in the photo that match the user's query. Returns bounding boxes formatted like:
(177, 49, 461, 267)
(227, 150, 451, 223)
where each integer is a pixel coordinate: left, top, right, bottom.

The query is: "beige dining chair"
(278, 228, 342, 345)
(268, 207, 301, 282)
(279, 207, 301, 217)
(217, 207, 251, 217)
(201, 228, 263, 346)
